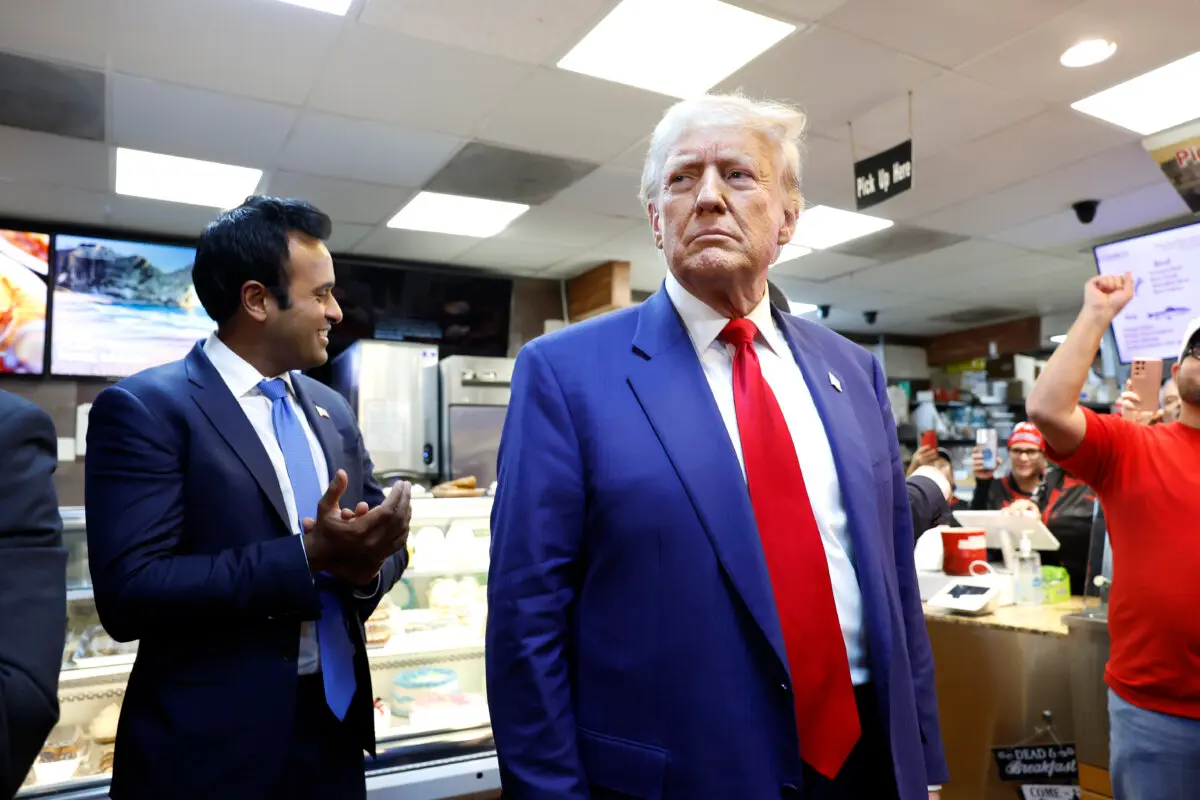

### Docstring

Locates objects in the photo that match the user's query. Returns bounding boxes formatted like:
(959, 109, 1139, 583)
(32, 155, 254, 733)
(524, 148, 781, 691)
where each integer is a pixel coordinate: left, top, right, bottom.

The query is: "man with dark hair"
(86, 196, 412, 800)
(0, 390, 66, 797)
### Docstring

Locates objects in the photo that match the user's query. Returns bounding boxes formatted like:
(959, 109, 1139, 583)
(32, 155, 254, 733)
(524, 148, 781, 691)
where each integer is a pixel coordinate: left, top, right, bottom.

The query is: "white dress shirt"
(665, 274, 869, 685)
(203, 334, 328, 675)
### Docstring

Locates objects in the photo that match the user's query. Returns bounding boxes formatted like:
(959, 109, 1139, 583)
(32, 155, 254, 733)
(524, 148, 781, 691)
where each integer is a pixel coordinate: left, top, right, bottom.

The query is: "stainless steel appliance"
(332, 340, 440, 479)
(439, 355, 514, 486)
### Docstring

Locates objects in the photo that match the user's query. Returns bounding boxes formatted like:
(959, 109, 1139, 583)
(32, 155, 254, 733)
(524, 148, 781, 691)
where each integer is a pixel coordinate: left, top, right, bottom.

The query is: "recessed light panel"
(115, 148, 263, 209)
(387, 192, 530, 238)
(1072, 50, 1200, 135)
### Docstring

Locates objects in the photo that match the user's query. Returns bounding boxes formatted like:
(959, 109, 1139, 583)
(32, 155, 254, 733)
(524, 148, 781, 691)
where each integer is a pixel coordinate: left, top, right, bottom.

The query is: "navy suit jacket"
(0, 391, 66, 798)
(486, 288, 948, 800)
(85, 343, 405, 800)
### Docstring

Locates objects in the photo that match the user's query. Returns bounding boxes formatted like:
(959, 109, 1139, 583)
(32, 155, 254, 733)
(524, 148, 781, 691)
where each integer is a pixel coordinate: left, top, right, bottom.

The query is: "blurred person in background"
(1027, 275, 1200, 798)
(907, 448, 960, 539)
(0, 390, 66, 798)
(969, 422, 1044, 510)
(85, 198, 411, 800)
(488, 93, 946, 800)
(1160, 377, 1181, 422)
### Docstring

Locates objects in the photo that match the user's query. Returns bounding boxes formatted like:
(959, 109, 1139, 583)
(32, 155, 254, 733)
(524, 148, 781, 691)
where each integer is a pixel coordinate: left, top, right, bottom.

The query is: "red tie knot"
(720, 317, 758, 348)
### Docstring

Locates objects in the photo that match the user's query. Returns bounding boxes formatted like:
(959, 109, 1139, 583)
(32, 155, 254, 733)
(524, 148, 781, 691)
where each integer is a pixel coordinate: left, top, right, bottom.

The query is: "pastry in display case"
(23, 496, 499, 799)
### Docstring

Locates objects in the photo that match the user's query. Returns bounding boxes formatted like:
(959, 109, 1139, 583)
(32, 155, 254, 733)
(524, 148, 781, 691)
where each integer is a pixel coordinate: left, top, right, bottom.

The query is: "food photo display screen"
(0, 229, 51, 374)
(50, 234, 216, 378)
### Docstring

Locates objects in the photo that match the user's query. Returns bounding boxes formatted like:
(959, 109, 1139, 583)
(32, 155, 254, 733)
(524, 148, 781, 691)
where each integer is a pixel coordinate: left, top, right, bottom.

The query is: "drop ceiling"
(0, 0, 1195, 336)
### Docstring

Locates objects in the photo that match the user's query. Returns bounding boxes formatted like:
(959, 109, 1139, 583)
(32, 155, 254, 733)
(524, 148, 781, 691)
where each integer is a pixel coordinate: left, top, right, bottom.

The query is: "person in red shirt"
(1027, 272, 1200, 798)
(969, 422, 1045, 510)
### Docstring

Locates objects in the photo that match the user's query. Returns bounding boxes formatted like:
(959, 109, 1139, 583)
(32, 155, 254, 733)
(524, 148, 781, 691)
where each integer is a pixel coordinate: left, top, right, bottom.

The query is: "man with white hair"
(1029, 285, 1200, 798)
(487, 94, 947, 800)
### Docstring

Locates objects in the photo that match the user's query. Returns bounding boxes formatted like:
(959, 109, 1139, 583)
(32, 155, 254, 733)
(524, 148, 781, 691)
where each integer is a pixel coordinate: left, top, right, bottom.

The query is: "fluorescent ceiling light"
(1060, 39, 1116, 68)
(387, 192, 529, 238)
(788, 301, 818, 316)
(772, 243, 812, 267)
(115, 148, 263, 209)
(557, 0, 795, 98)
(1050, 334, 1068, 344)
(1071, 50, 1200, 135)
(790, 205, 893, 250)
(276, 0, 353, 14)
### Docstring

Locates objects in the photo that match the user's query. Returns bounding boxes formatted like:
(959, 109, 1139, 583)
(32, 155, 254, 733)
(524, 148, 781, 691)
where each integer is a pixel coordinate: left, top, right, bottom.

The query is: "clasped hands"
(301, 470, 412, 586)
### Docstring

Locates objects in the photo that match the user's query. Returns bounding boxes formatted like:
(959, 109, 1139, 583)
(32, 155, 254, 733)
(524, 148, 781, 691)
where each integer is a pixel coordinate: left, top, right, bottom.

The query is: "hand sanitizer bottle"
(1015, 532, 1043, 606)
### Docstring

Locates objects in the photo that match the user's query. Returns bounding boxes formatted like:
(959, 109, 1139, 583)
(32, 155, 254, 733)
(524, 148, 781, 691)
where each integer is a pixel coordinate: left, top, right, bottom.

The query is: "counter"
(923, 599, 1098, 800)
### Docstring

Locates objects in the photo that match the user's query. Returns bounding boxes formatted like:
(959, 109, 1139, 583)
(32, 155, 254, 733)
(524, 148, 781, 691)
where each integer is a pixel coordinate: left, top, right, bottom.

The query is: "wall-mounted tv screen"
(1094, 219, 1200, 363)
(51, 234, 216, 378)
(0, 229, 51, 374)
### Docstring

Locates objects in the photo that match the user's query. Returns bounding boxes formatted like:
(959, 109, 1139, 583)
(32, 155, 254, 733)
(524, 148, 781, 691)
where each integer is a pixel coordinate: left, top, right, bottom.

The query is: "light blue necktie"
(259, 378, 356, 721)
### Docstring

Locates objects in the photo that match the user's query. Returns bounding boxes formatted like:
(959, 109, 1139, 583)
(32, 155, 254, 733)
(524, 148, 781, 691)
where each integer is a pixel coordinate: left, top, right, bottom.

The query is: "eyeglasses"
(1009, 449, 1042, 460)
(1184, 342, 1200, 361)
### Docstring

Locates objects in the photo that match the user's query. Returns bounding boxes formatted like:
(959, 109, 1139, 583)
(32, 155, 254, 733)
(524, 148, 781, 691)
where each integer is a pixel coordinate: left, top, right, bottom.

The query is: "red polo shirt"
(1046, 408, 1200, 718)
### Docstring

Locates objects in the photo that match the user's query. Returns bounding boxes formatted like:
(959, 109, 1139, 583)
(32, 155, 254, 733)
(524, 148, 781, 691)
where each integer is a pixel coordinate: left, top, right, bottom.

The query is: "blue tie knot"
(259, 377, 289, 402)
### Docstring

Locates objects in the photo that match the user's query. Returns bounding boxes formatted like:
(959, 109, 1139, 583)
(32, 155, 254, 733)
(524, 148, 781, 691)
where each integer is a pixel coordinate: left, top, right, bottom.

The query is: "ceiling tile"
(960, 0, 1200, 105)
(353, 228, 479, 263)
(110, 0, 341, 105)
(798, 135, 858, 210)
(741, 0, 852, 23)
(475, 68, 674, 162)
(771, 250, 877, 281)
(278, 113, 465, 187)
(265, 172, 413, 226)
(773, 274, 923, 310)
(360, 0, 612, 65)
(425, 142, 598, 205)
(611, 136, 651, 170)
(0, 126, 110, 192)
(103, 194, 223, 238)
(308, 23, 534, 138)
(544, 165, 646, 220)
(453, 238, 586, 272)
(325, 222, 374, 254)
(915, 142, 1163, 237)
(0, 0, 115, 69)
(990, 182, 1193, 250)
(822, 0, 1083, 69)
(0, 53, 105, 141)
(496, 207, 639, 249)
(814, 72, 1046, 161)
(848, 239, 1030, 292)
(0, 180, 111, 227)
(111, 75, 297, 167)
(717, 25, 943, 132)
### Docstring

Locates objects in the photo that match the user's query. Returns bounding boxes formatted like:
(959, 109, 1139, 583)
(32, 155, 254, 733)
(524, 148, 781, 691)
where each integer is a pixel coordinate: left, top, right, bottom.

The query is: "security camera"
(818, 304, 831, 320)
(1072, 200, 1100, 224)
(863, 310, 878, 325)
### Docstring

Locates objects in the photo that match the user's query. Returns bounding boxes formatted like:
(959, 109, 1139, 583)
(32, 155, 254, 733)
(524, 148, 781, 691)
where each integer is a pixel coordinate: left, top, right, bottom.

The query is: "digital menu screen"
(51, 234, 216, 378)
(0, 229, 51, 374)
(1094, 219, 1200, 363)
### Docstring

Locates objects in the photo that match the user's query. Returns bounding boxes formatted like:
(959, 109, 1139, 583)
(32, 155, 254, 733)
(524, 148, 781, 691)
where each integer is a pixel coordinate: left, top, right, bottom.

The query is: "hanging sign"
(992, 744, 1078, 782)
(854, 139, 913, 210)
(1142, 119, 1200, 214)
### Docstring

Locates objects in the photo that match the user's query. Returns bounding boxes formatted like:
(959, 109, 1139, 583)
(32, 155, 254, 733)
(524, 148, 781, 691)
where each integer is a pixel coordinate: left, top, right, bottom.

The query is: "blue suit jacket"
(85, 343, 405, 800)
(486, 288, 948, 800)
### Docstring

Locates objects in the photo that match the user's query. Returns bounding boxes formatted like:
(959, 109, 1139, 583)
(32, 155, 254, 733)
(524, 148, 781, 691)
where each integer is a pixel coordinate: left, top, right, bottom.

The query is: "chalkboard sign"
(992, 744, 1078, 782)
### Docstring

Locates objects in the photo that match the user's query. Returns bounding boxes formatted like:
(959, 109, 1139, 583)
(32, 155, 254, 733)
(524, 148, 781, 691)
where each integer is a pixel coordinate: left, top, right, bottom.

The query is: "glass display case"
(20, 498, 500, 799)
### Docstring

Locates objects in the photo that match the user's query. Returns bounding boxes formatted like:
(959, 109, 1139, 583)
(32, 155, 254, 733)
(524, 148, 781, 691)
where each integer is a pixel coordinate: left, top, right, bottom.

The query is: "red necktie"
(720, 317, 860, 779)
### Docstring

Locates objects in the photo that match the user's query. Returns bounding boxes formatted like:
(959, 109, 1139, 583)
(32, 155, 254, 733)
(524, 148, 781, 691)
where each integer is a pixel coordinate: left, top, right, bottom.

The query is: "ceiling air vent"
(834, 225, 968, 262)
(0, 52, 105, 141)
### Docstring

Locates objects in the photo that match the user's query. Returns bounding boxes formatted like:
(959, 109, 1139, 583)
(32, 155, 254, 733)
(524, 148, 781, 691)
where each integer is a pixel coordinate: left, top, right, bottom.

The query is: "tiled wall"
(1, 276, 566, 507)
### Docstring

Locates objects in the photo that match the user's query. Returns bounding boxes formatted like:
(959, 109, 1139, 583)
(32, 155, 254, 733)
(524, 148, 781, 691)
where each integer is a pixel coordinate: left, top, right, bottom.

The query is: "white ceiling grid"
(0, 0, 1195, 335)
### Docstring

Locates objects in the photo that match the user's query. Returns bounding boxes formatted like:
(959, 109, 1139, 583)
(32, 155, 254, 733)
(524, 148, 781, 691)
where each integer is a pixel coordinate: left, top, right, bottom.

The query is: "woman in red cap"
(969, 422, 1045, 510)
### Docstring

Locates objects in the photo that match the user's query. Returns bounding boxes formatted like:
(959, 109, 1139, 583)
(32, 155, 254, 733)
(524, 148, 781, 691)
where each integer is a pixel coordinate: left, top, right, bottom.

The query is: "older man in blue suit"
(487, 95, 947, 800)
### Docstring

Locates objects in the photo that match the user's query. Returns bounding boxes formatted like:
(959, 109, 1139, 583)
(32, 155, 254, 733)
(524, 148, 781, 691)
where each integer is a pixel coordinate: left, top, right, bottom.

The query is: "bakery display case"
(21, 498, 500, 799)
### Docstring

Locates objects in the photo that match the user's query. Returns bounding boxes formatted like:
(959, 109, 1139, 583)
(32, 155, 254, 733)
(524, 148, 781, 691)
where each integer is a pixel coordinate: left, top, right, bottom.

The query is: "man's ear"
(241, 281, 271, 323)
(649, 201, 663, 249)
(778, 196, 802, 246)
(1172, 362, 1181, 380)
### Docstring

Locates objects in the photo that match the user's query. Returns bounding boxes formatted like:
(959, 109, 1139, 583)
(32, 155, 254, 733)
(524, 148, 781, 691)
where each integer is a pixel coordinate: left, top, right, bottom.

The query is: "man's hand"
(301, 472, 412, 585)
(907, 445, 938, 476)
(929, 790, 941, 800)
(970, 446, 994, 480)
(1083, 272, 1134, 325)
(1118, 380, 1164, 427)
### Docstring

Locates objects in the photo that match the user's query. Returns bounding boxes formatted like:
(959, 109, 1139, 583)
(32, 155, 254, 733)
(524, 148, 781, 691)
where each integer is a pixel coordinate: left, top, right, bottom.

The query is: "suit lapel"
(775, 312, 893, 659)
(185, 344, 290, 531)
(292, 376, 340, 481)
(627, 290, 789, 671)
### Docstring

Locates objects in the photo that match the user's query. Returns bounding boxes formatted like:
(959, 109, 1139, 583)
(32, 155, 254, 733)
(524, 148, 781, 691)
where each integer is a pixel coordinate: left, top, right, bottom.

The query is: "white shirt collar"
(664, 272, 784, 357)
(202, 334, 294, 399)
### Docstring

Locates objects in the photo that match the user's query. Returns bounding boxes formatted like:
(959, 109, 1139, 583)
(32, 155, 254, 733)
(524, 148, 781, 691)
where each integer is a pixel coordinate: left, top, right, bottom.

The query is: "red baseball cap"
(1007, 422, 1044, 450)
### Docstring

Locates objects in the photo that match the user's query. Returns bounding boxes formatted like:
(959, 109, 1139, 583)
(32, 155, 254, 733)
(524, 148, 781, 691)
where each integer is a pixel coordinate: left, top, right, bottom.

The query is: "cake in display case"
(22, 498, 497, 798)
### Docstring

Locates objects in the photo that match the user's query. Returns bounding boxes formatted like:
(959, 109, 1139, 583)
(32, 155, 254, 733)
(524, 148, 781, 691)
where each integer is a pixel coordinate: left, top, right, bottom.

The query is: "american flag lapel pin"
(314, 405, 330, 419)
(828, 372, 842, 393)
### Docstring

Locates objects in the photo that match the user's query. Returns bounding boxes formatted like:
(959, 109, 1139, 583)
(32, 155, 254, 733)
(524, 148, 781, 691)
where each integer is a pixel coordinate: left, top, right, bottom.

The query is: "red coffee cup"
(941, 527, 987, 576)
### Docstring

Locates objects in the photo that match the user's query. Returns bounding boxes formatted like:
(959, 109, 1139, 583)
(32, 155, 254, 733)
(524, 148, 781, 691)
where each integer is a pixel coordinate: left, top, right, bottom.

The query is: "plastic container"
(1014, 533, 1043, 606)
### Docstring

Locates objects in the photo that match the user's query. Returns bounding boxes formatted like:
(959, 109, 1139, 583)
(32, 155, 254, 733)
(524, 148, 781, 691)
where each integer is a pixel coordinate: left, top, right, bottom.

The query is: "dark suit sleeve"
(907, 475, 950, 540)
(485, 343, 588, 800)
(85, 385, 320, 643)
(872, 359, 950, 785)
(969, 478, 994, 510)
(0, 400, 67, 798)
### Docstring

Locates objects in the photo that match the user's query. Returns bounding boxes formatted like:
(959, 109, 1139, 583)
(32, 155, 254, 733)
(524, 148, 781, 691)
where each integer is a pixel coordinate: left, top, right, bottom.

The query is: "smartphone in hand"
(1130, 358, 1163, 412)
